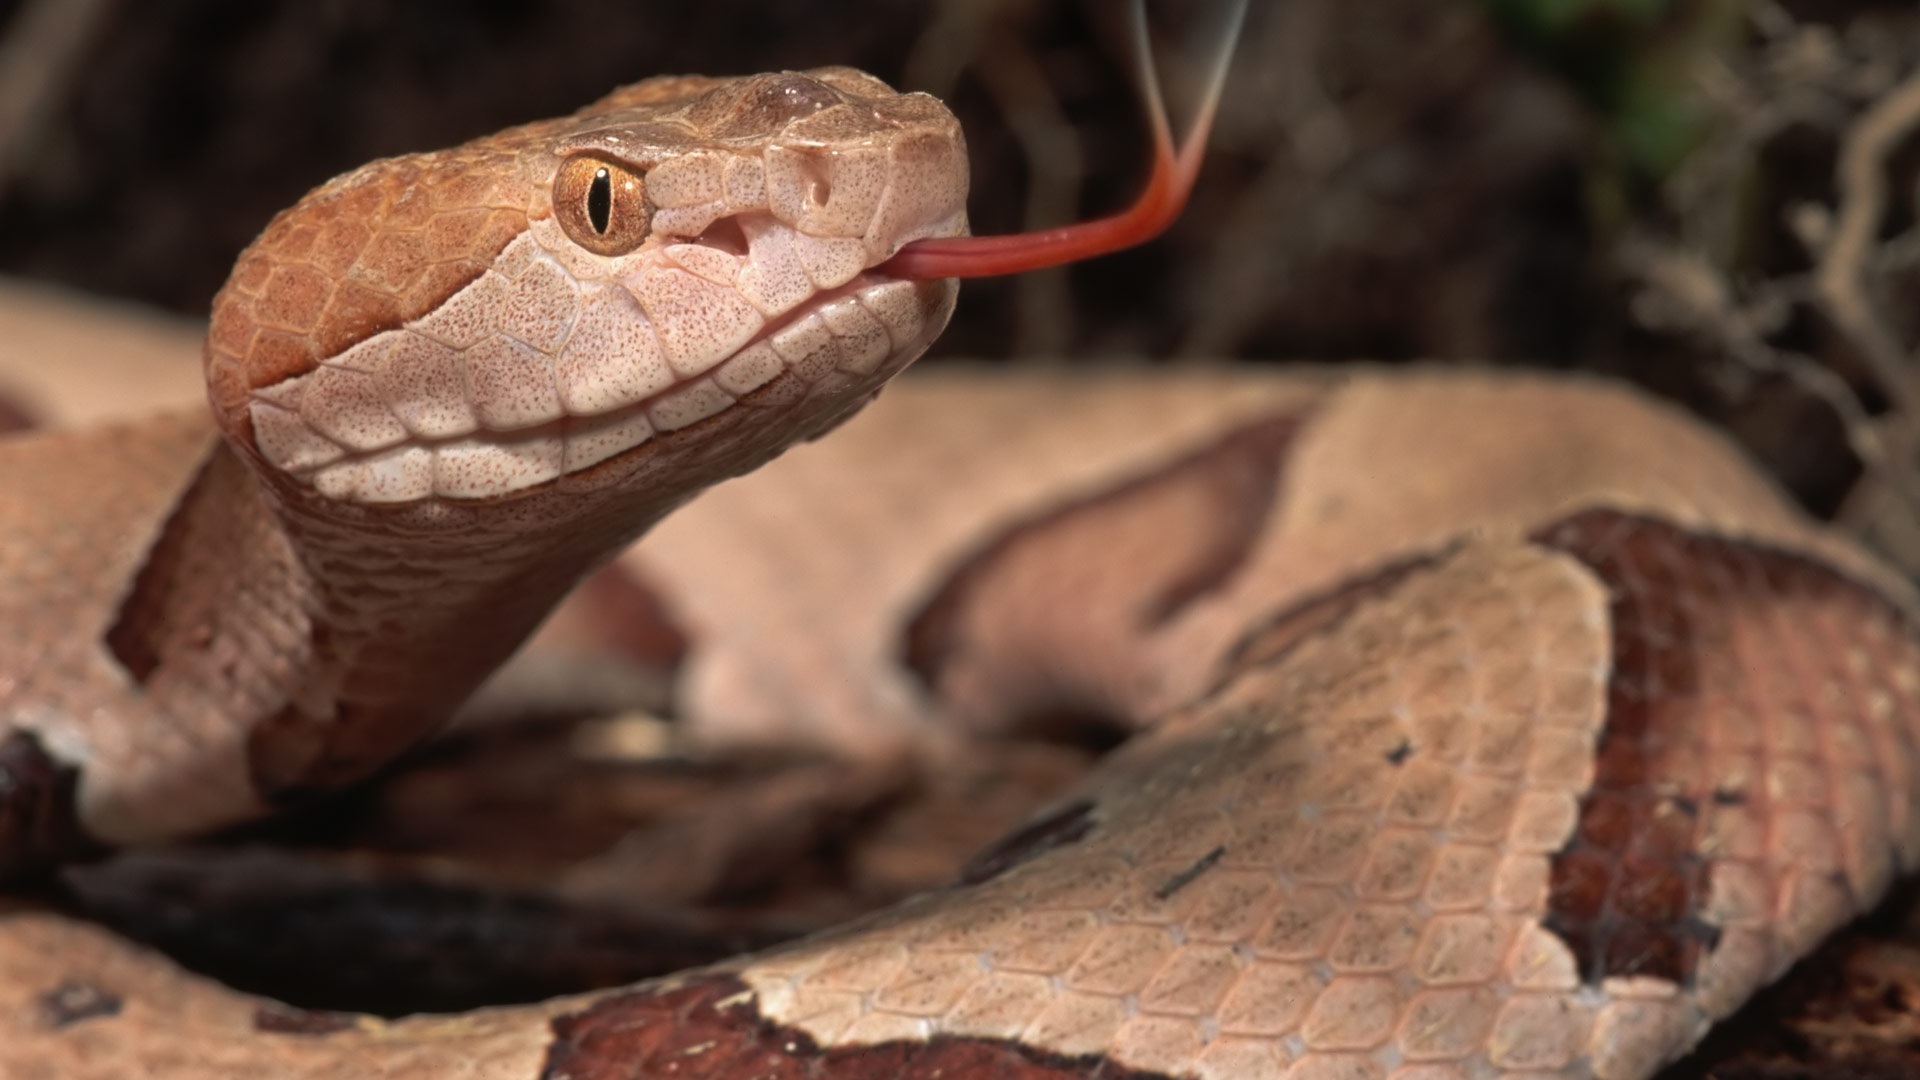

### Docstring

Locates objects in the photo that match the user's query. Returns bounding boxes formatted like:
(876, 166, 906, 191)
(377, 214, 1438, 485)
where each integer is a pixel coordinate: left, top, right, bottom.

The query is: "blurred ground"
(7, 1, 1920, 1077)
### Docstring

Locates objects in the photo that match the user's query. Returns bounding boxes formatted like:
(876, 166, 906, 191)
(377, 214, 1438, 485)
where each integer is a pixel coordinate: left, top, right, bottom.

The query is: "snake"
(4, 32, 1920, 1080)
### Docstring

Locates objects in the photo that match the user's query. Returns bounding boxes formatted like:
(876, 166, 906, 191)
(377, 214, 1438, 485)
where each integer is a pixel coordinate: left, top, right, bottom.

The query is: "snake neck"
(237, 459, 683, 797)
(109, 435, 677, 806)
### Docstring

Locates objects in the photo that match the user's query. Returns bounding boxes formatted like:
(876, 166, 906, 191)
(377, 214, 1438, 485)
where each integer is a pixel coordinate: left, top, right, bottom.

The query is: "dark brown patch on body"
(1537, 512, 1714, 984)
(542, 974, 1177, 1080)
(1535, 510, 1920, 987)
(104, 444, 230, 685)
(0, 389, 34, 433)
(901, 414, 1303, 734)
(1155, 844, 1225, 899)
(957, 798, 1096, 886)
(1216, 553, 1443, 687)
(104, 444, 326, 808)
(545, 561, 690, 672)
(253, 1004, 357, 1035)
(37, 981, 122, 1028)
(67, 847, 796, 1016)
(0, 730, 94, 879)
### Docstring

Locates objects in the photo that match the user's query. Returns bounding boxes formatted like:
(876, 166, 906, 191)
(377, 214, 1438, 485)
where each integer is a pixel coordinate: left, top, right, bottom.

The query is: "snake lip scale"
(4, 59, 1920, 1080)
(268, 266, 914, 500)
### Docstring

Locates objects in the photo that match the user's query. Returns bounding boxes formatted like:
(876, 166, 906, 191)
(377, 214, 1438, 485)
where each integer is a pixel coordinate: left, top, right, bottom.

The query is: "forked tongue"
(879, 0, 1247, 280)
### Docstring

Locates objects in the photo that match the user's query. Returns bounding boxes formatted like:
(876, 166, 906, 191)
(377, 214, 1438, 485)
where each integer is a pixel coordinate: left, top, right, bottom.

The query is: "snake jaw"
(237, 259, 955, 507)
(207, 68, 967, 510)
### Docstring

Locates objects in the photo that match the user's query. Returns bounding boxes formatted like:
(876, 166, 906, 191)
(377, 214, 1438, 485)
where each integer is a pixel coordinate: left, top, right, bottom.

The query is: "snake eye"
(554, 154, 652, 256)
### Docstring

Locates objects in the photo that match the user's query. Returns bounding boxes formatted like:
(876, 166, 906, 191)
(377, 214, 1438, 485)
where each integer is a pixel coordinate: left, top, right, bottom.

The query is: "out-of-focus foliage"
(1483, 0, 1750, 178)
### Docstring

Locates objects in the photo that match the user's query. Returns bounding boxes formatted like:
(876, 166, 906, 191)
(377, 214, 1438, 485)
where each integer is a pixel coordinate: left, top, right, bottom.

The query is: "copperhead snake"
(4, 28, 1920, 1080)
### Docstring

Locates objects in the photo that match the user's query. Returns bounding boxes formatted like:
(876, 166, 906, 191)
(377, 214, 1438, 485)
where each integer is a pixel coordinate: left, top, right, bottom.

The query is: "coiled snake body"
(2, 66, 1918, 1080)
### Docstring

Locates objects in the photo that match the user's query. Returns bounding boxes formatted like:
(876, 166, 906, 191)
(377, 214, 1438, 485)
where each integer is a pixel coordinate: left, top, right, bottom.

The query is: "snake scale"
(3, 42, 1919, 1080)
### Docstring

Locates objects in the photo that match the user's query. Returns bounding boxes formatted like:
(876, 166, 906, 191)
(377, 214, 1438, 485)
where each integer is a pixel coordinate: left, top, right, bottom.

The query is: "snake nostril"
(789, 150, 834, 211)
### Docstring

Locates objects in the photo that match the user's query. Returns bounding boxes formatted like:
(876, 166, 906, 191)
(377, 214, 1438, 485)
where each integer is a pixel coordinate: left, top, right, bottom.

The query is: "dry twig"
(1813, 61, 1920, 415)
(1624, 7, 1920, 572)
(0, 0, 117, 195)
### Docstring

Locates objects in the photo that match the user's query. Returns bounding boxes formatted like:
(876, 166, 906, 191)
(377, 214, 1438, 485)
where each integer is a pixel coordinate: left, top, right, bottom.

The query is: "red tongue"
(878, 0, 1244, 282)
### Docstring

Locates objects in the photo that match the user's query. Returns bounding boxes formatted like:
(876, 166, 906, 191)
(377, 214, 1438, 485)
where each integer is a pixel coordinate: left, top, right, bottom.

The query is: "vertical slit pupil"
(588, 167, 612, 234)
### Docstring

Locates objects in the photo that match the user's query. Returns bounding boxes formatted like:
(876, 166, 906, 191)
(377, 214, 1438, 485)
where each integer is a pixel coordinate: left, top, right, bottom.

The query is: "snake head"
(203, 67, 966, 510)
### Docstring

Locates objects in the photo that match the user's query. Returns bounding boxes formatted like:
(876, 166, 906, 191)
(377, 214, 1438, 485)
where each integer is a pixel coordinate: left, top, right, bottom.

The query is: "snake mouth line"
(278, 272, 925, 506)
